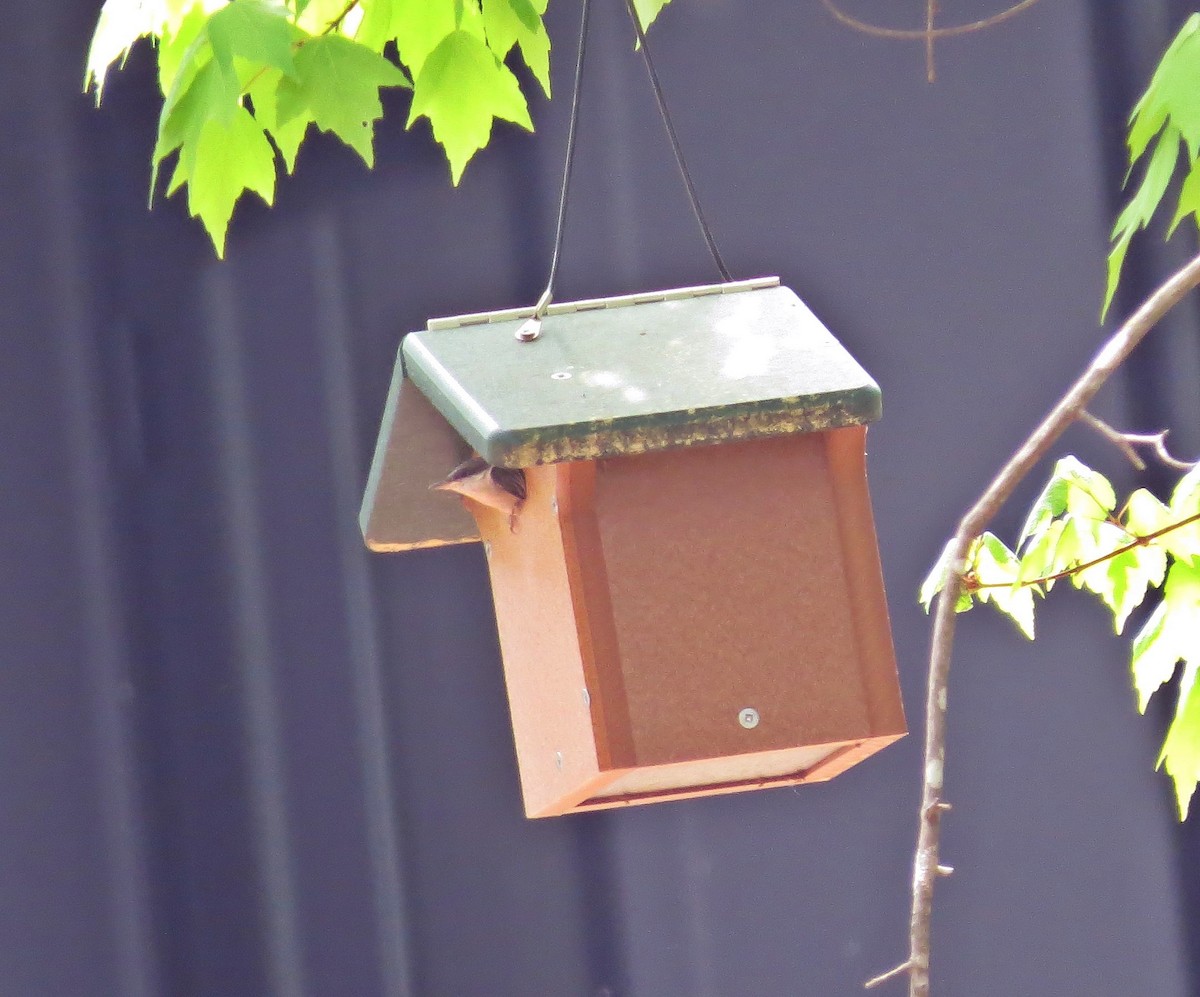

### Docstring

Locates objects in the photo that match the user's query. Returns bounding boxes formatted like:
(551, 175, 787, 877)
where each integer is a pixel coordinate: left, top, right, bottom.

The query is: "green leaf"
(355, 0, 396, 50)
(154, 57, 240, 197)
(502, 0, 540, 33)
(1018, 457, 1115, 547)
(1018, 470, 1071, 547)
(1059, 456, 1117, 519)
(1127, 91, 1168, 166)
(1105, 544, 1167, 634)
(86, 0, 211, 98)
(918, 539, 973, 614)
(973, 532, 1035, 639)
(1170, 156, 1200, 235)
(1172, 462, 1200, 511)
(1136, 16, 1200, 158)
(1053, 515, 1095, 591)
(1114, 127, 1179, 235)
(277, 35, 411, 167)
(1017, 518, 1065, 586)
(206, 0, 297, 93)
(297, 0, 360, 33)
(184, 104, 277, 255)
(1075, 520, 1132, 601)
(1132, 559, 1200, 710)
(1108, 17, 1200, 312)
(1106, 128, 1180, 315)
(1132, 602, 1175, 712)
(1103, 229, 1133, 320)
(1165, 466, 1200, 565)
(1159, 660, 1200, 819)
(482, 0, 551, 96)
(158, 3, 210, 95)
(408, 29, 532, 184)
(632, 0, 673, 32)
(247, 68, 311, 172)
(1126, 487, 1172, 535)
(369, 0, 458, 78)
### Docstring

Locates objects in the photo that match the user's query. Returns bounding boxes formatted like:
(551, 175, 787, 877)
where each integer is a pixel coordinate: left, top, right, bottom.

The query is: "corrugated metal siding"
(3, 1, 1197, 994)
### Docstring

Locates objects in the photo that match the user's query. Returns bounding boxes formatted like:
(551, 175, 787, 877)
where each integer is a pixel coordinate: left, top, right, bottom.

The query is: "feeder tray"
(361, 277, 905, 817)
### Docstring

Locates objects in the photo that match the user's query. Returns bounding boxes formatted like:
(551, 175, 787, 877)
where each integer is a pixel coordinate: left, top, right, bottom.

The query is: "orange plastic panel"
(472, 428, 904, 817)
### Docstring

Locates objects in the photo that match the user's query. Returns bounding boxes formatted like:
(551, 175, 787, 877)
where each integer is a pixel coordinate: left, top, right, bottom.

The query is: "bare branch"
(817, 0, 1045, 42)
(1079, 411, 1146, 469)
(892, 250, 1200, 997)
(925, 0, 937, 83)
(865, 961, 915, 990)
(1080, 411, 1199, 471)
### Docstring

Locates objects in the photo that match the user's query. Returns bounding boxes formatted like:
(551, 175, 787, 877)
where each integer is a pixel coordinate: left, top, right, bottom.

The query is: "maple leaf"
(184, 105, 277, 255)
(357, 0, 458, 78)
(632, 0, 674, 32)
(408, 29, 532, 184)
(277, 35, 411, 167)
(1160, 662, 1200, 819)
(482, 0, 551, 97)
(247, 68, 310, 173)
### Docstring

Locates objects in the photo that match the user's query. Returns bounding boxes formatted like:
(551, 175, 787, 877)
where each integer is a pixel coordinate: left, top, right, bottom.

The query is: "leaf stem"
(242, 1, 364, 102)
(323, 0, 361, 36)
(970, 510, 1200, 592)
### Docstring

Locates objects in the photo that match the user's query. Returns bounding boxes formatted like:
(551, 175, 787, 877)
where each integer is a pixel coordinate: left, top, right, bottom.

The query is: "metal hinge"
(426, 275, 781, 331)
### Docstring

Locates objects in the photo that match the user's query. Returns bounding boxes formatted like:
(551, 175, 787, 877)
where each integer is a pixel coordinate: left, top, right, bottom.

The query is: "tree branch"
(925, 0, 937, 84)
(868, 250, 1200, 996)
(817, 0, 1045, 42)
(1080, 411, 1199, 471)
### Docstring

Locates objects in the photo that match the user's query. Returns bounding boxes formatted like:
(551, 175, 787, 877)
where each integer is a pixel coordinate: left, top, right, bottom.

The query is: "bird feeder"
(360, 277, 905, 817)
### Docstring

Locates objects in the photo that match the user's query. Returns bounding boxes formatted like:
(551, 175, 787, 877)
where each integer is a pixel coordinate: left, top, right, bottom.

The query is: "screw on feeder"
(738, 707, 760, 729)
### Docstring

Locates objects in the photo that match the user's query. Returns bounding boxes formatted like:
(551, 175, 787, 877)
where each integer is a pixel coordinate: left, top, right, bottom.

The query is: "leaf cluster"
(86, 0, 675, 255)
(921, 456, 1200, 818)
(1106, 14, 1200, 315)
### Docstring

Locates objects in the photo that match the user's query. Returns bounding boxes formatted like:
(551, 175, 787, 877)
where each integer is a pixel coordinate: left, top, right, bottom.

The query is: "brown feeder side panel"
(822, 426, 906, 739)
(473, 466, 601, 818)
(555, 463, 637, 771)
(592, 434, 875, 767)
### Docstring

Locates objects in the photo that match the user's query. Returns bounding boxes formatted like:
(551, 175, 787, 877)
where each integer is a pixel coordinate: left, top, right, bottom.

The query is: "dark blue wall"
(3, 1, 1197, 994)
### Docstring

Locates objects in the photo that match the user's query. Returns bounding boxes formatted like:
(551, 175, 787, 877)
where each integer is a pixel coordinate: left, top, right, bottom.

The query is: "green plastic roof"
(402, 278, 880, 468)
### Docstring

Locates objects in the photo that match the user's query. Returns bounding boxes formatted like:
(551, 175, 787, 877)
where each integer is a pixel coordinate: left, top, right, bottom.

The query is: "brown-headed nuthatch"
(431, 456, 527, 531)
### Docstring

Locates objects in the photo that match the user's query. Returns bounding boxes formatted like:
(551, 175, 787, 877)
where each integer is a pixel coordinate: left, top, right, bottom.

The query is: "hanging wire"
(516, 0, 733, 342)
(624, 0, 732, 282)
(516, 0, 593, 342)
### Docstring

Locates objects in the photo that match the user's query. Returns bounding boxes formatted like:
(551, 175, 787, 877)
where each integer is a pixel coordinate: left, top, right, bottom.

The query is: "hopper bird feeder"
(360, 276, 905, 817)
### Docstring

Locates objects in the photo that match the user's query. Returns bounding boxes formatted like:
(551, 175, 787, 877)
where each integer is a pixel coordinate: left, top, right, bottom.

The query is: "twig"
(324, 0, 361, 36)
(867, 250, 1200, 996)
(865, 961, 915, 990)
(970, 510, 1200, 591)
(817, 0, 1045, 41)
(1079, 410, 1145, 468)
(1080, 411, 1199, 471)
(925, 0, 937, 83)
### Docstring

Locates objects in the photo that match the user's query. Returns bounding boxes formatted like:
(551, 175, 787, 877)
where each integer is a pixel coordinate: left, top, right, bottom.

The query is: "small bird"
(431, 456, 527, 531)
